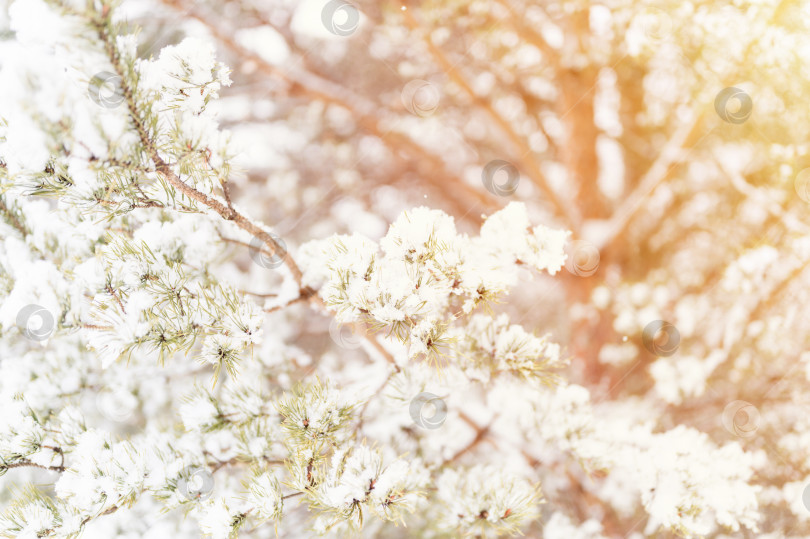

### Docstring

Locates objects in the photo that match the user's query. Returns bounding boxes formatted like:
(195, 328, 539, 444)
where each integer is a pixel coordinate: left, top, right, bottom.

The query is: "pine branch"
(0, 460, 65, 473)
(93, 17, 305, 287)
(0, 197, 28, 237)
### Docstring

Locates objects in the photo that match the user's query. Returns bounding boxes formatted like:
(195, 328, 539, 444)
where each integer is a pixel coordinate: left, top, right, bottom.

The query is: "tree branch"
(96, 19, 304, 286)
(96, 8, 401, 377)
(401, 8, 578, 231)
(163, 0, 498, 221)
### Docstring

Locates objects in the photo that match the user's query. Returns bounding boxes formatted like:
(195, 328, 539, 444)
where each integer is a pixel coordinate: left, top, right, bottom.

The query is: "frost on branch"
(246, 470, 282, 522)
(0, 486, 65, 538)
(307, 445, 421, 533)
(434, 465, 541, 537)
(278, 381, 421, 533)
(607, 425, 761, 537)
(489, 380, 762, 537)
(299, 202, 569, 365)
(277, 379, 355, 449)
(137, 36, 233, 194)
(452, 313, 564, 383)
(86, 233, 264, 376)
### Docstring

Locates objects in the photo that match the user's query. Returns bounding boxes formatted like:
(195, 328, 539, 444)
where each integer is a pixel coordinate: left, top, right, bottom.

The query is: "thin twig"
(106, 284, 126, 314)
(401, 8, 578, 231)
(354, 368, 399, 434)
(97, 19, 303, 285)
(82, 324, 114, 331)
(97, 7, 401, 389)
(1, 460, 65, 473)
(445, 411, 492, 464)
(162, 0, 497, 220)
(264, 291, 314, 313)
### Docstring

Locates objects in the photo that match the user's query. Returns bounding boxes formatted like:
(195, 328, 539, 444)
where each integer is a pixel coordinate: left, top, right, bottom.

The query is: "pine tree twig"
(79, 505, 119, 528)
(82, 324, 114, 331)
(95, 19, 303, 286)
(445, 411, 492, 464)
(1, 460, 65, 473)
(106, 284, 126, 314)
(96, 9, 400, 391)
(0, 197, 27, 236)
(308, 295, 401, 372)
(221, 178, 235, 212)
(354, 368, 399, 435)
(264, 291, 314, 313)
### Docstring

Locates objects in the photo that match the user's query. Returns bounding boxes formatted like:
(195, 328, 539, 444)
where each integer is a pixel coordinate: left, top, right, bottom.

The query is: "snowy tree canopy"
(1, 0, 810, 538)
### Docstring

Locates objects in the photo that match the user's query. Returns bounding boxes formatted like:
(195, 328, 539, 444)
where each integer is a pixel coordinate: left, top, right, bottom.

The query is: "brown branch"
(2, 460, 65, 473)
(265, 287, 317, 313)
(308, 295, 401, 371)
(82, 324, 114, 331)
(221, 178, 235, 212)
(163, 0, 497, 222)
(151, 155, 301, 283)
(401, 8, 578, 231)
(106, 284, 126, 314)
(219, 235, 282, 264)
(359, 322, 401, 373)
(445, 411, 492, 464)
(598, 116, 705, 252)
(719, 157, 809, 235)
(98, 8, 401, 379)
(80, 505, 119, 528)
(96, 20, 303, 286)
